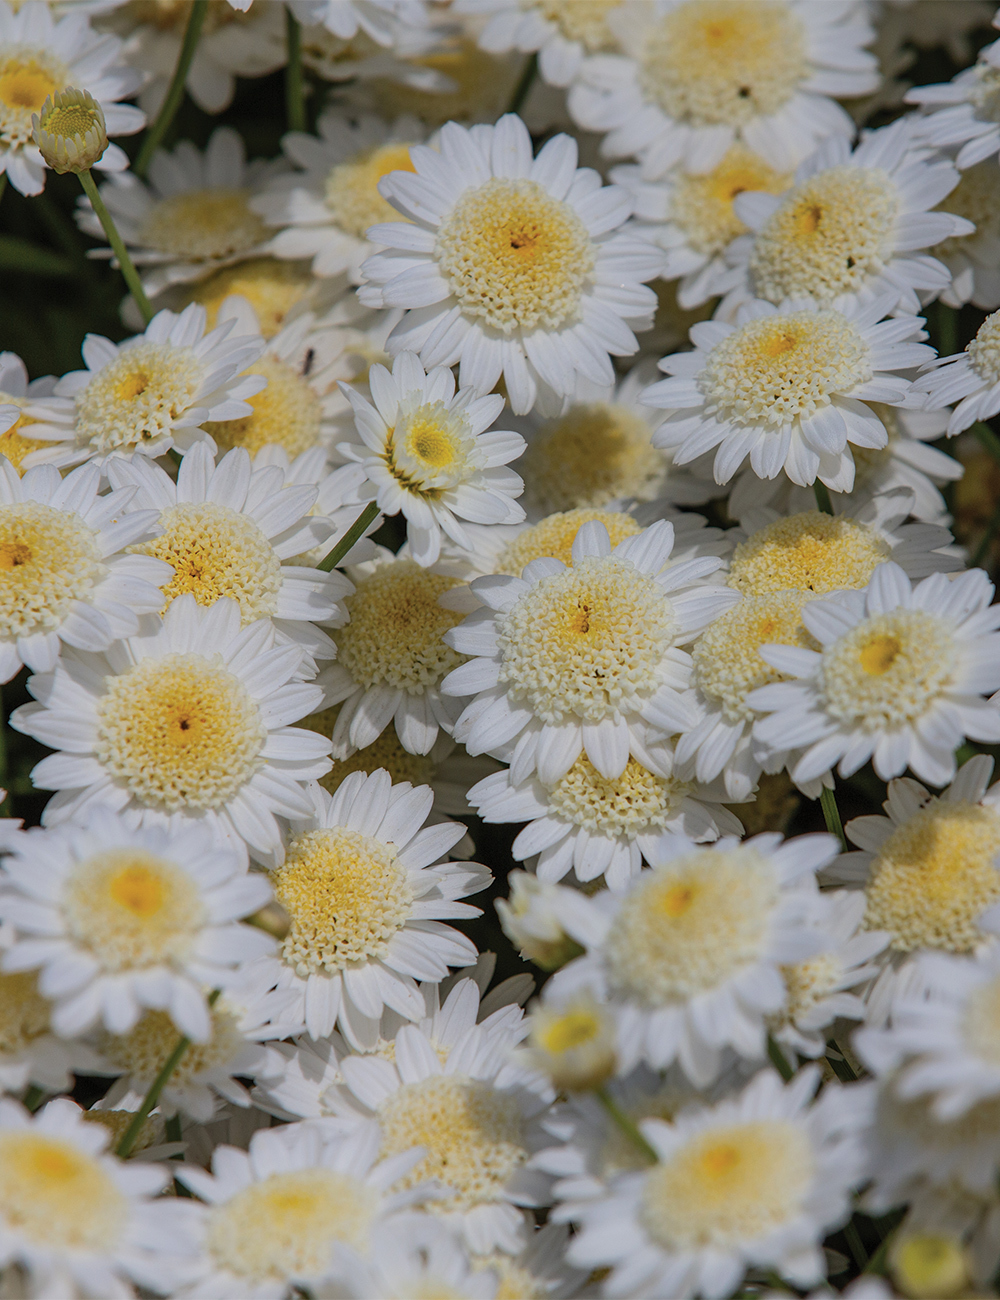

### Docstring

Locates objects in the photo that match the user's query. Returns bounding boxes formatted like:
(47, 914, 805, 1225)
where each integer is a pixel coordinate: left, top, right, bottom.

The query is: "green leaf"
(0, 235, 75, 277)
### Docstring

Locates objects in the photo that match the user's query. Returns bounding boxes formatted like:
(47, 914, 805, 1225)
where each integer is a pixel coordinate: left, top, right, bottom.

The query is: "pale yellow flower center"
(547, 753, 689, 838)
(0, 396, 48, 472)
(387, 400, 480, 495)
(324, 141, 416, 239)
(303, 705, 435, 796)
(75, 341, 205, 454)
(0, 970, 50, 1057)
(669, 145, 791, 258)
(185, 257, 315, 337)
(208, 353, 322, 457)
(0, 50, 66, 146)
(728, 511, 892, 595)
(137, 188, 268, 261)
(534, 0, 621, 51)
(0, 500, 106, 641)
(966, 310, 1000, 386)
(99, 1003, 243, 1084)
(0, 1132, 127, 1252)
(495, 508, 640, 575)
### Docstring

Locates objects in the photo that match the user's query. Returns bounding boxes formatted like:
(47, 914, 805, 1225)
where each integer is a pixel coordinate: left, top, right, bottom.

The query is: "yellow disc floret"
(75, 341, 205, 454)
(0, 50, 65, 147)
(0, 1131, 127, 1251)
(137, 188, 268, 261)
(495, 509, 641, 575)
(94, 652, 266, 811)
(728, 511, 892, 595)
(0, 971, 50, 1058)
(0, 501, 106, 639)
(966, 310, 1000, 386)
(185, 258, 315, 337)
(302, 705, 435, 794)
(435, 178, 596, 334)
(0, 399, 49, 472)
(669, 145, 792, 258)
(99, 1002, 244, 1083)
(536, 0, 620, 51)
(273, 826, 413, 976)
(208, 353, 322, 457)
(547, 754, 689, 839)
(324, 142, 416, 238)
(387, 400, 480, 494)
(863, 799, 1000, 953)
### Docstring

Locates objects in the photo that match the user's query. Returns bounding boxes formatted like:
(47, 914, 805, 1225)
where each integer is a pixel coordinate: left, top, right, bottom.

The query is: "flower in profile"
(913, 308, 1000, 436)
(358, 113, 660, 414)
(31, 86, 107, 175)
(905, 27, 1000, 169)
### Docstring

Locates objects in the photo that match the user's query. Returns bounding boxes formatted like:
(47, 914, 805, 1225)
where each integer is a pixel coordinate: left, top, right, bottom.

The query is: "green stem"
(972, 421, 1000, 468)
(22, 1084, 44, 1112)
(595, 1086, 658, 1165)
(134, 0, 208, 177)
(507, 52, 538, 116)
(767, 1036, 794, 1081)
(0, 174, 7, 208)
(285, 9, 307, 134)
(844, 1218, 869, 1270)
(825, 1038, 859, 1083)
(317, 501, 380, 573)
(973, 495, 1000, 569)
(820, 784, 847, 851)
(77, 169, 154, 325)
(116, 990, 219, 1159)
(813, 479, 833, 515)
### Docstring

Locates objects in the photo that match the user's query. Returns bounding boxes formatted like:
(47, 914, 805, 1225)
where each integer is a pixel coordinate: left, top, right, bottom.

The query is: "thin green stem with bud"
(317, 501, 381, 573)
(134, 0, 208, 177)
(77, 169, 154, 325)
(595, 1086, 659, 1165)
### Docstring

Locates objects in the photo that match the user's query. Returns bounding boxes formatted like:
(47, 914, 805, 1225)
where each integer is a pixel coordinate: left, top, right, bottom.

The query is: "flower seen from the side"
(913, 308, 1000, 437)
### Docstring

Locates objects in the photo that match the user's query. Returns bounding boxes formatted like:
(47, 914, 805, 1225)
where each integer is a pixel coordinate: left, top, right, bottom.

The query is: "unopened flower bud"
(892, 1233, 968, 1299)
(32, 88, 108, 175)
(524, 995, 617, 1092)
(496, 871, 583, 971)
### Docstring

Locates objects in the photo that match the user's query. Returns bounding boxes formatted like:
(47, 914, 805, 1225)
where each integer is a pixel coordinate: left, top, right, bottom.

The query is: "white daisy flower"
(717, 119, 973, 317)
(565, 0, 877, 178)
(643, 295, 935, 492)
(0, 458, 173, 682)
(255, 770, 490, 1048)
(475, 1221, 589, 1300)
(468, 750, 742, 893)
(904, 27, 1000, 170)
(0, 349, 63, 474)
(456, 0, 624, 88)
(253, 110, 427, 283)
(76, 127, 286, 300)
(0, 967, 106, 1096)
(563, 1067, 870, 1300)
(29, 304, 267, 467)
(912, 307, 1000, 437)
(929, 160, 1000, 311)
(175, 1120, 430, 1300)
(749, 562, 1000, 789)
(10, 594, 331, 862)
(337, 351, 527, 567)
(0, 1096, 200, 1299)
(0, 1, 144, 196)
(289, 0, 429, 44)
(107, 442, 352, 666)
(0, 806, 274, 1042)
(548, 831, 835, 1083)
(335, 1212, 499, 1300)
(358, 113, 660, 414)
(442, 519, 739, 786)
(495, 869, 589, 973)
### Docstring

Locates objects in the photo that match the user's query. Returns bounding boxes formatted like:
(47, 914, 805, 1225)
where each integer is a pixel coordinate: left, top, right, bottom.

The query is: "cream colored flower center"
(324, 142, 416, 239)
(692, 591, 815, 724)
(779, 952, 843, 1024)
(521, 403, 666, 513)
(436, 178, 596, 334)
(749, 165, 900, 305)
(208, 354, 322, 457)
(137, 188, 268, 260)
(605, 848, 778, 1003)
(75, 341, 205, 454)
(864, 800, 1000, 953)
(966, 310, 1000, 386)
(534, 0, 620, 50)
(0, 501, 106, 641)
(640, 1120, 814, 1250)
(101, 1003, 244, 1084)
(336, 561, 465, 694)
(728, 511, 892, 595)
(490, 1257, 548, 1300)
(133, 501, 282, 624)
(669, 145, 791, 257)
(186, 257, 315, 337)
(961, 974, 1000, 1066)
(0, 396, 48, 472)
(819, 609, 956, 733)
(94, 653, 266, 812)
(0, 971, 50, 1057)
(934, 160, 1000, 260)
(386, 399, 481, 494)
(0, 1132, 127, 1251)
(303, 705, 435, 796)
(207, 1169, 378, 1282)
(0, 50, 66, 146)
(378, 1074, 527, 1214)
(496, 555, 677, 725)
(274, 826, 413, 976)
(548, 754, 688, 839)
(61, 848, 206, 971)
(639, 0, 807, 127)
(364, 37, 513, 128)
(968, 62, 1000, 122)
(495, 509, 641, 576)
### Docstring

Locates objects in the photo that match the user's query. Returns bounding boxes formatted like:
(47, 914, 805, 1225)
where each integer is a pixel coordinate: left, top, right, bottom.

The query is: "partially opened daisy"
(337, 351, 526, 566)
(255, 770, 489, 1047)
(749, 563, 1000, 789)
(107, 442, 352, 665)
(0, 2, 144, 196)
(29, 304, 267, 467)
(563, 1067, 870, 1300)
(565, 0, 877, 177)
(912, 309, 1000, 437)
(548, 831, 834, 1083)
(456, 0, 623, 87)
(0, 458, 172, 682)
(905, 27, 1000, 169)
(10, 595, 331, 862)
(253, 110, 426, 282)
(442, 519, 739, 784)
(718, 119, 972, 317)
(358, 113, 660, 414)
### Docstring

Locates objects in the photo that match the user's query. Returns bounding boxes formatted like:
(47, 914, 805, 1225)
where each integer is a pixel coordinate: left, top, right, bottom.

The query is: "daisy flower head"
(548, 830, 836, 1083)
(455, 0, 625, 88)
(749, 562, 1000, 789)
(76, 127, 285, 300)
(338, 350, 526, 567)
(565, 0, 878, 178)
(442, 518, 739, 786)
(32, 303, 267, 467)
(335, 1212, 499, 1300)
(929, 160, 1000, 311)
(495, 869, 588, 972)
(0, 965, 105, 1096)
(0, 1096, 200, 1299)
(106, 441, 353, 666)
(258, 770, 489, 1047)
(912, 307, 1000, 437)
(289, 0, 431, 44)
(904, 26, 1000, 170)
(718, 119, 973, 317)
(643, 295, 935, 493)
(0, 806, 274, 1042)
(0, 1, 144, 196)
(0, 349, 64, 474)
(0, 457, 174, 683)
(564, 1067, 871, 1300)
(358, 113, 661, 414)
(175, 1120, 431, 1300)
(10, 594, 331, 862)
(253, 110, 427, 283)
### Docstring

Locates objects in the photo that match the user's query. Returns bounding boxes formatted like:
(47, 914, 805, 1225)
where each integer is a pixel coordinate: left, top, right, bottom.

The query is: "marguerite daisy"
(289, 0, 430, 44)
(0, 350, 62, 473)
(912, 308, 1000, 436)
(335, 1212, 499, 1300)
(905, 27, 1000, 169)
(456, 0, 624, 87)
(0, 968, 105, 1096)
(929, 160, 1000, 311)
(357, 113, 660, 414)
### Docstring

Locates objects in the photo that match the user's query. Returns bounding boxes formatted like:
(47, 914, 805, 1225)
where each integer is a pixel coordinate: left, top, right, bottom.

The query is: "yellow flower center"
(0, 52, 65, 146)
(362, 37, 518, 128)
(547, 753, 689, 838)
(99, 1003, 244, 1084)
(0, 1132, 127, 1252)
(137, 188, 268, 261)
(386, 401, 479, 495)
(495, 508, 641, 576)
(535, 0, 621, 50)
(75, 341, 205, 454)
(303, 705, 435, 796)
(728, 511, 892, 595)
(537, 1007, 603, 1054)
(966, 310, 1000, 387)
(185, 257, 315, 337)
(0, 971, 50, 1057)
(893, 1234, 968, 1300)
(777, 952, 842, 1025)
(669, 145, 791, 257)
(208, 354, 322, 457)
(0, 500, 106, 641)
(0, 398, 48, 473)
(324, 141, 417, 239)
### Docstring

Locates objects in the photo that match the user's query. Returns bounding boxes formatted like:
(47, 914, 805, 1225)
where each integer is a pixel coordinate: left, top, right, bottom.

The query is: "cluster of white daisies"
(6, 1, 1000, 1298)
